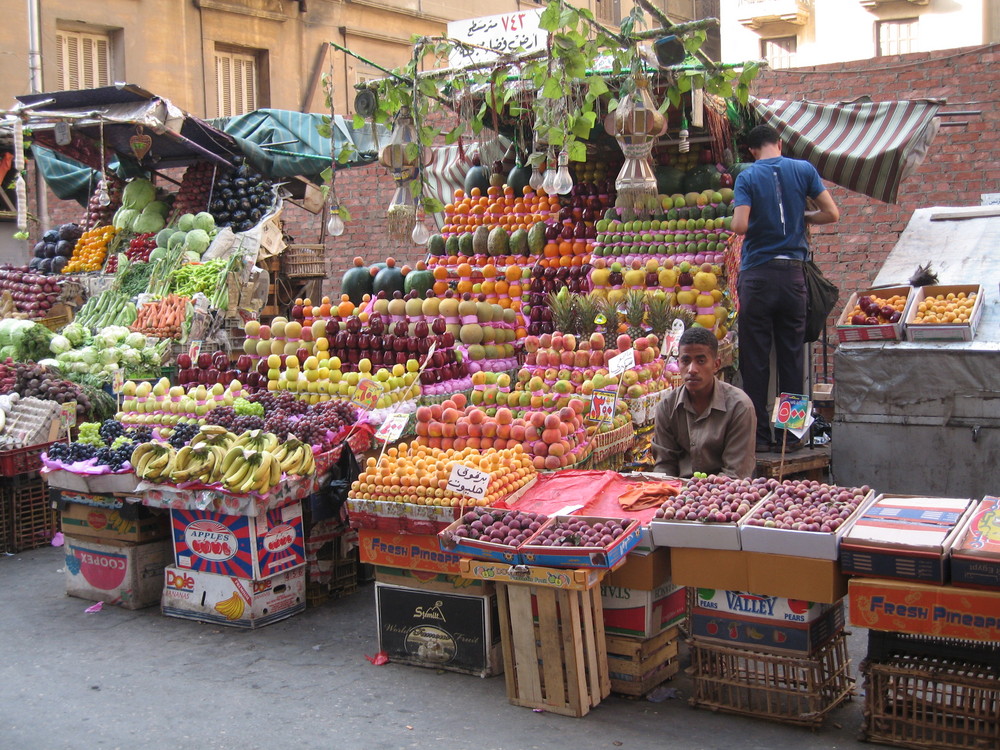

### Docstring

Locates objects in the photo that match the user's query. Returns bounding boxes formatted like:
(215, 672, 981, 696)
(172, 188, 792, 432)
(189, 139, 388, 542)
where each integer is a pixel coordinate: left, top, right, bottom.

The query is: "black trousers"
(737, 259, 808, 444)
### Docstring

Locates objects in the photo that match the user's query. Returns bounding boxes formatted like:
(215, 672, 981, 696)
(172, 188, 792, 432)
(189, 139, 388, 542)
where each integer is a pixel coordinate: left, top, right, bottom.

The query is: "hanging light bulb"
(528, 164, 544, 191)
(678, 115, 691, 154)
(96, 178, 111, 207)
(411, 218, 431, 245)
(327, 206, 345, 237)
(552, 150, 573, 195)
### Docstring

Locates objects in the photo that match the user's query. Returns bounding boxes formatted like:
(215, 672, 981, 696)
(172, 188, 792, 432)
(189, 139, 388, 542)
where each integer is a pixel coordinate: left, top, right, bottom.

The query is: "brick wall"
(751, 43, 1000, 378)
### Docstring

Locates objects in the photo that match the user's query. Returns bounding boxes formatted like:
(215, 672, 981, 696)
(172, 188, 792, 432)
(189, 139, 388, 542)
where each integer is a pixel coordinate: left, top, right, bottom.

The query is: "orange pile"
(914, 291, 977, 324)
(65, 225, 118, 273)
(349, 441, 536, 507)
(441, 186, 558, 234)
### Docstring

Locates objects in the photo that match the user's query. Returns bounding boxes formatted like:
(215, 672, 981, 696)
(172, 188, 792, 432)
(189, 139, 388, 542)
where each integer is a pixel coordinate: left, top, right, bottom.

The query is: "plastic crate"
(861, 653, 1000, 749)
(0, 441, 57, 477)
(2, 476, 59, 552)
(688, 633, 855, 728)
(867, 630, 1000, 672)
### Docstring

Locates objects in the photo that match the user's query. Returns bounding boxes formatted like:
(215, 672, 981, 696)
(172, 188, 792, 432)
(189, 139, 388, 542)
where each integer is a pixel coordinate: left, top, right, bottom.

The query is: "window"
(877, 18, 918, 56)
(761, 36, 797, 69)
(215, 46, 266, 117)
(55, 29, 112, 91)
(595, 0, 621, 25)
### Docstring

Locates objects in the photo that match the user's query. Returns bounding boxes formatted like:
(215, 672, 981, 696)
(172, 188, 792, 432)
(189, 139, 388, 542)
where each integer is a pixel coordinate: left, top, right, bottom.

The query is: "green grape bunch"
(77, 422, 105, 447)
(233, 397, 264, 417)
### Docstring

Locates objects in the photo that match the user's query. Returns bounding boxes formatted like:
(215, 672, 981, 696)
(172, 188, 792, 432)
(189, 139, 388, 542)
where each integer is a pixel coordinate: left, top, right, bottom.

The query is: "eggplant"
(249, 208, 263, 222)
(234, 177, 248, 190)
(235, 188, 248, 199)
(231, 210, 248, 223)
(239, 198, 252, 211)
(237, 220, 254, 233)
(236, 164, 252, 179)
(210, 199, 225, 212)
(225, 198, 239, 212)
(220, 188, 234, 200)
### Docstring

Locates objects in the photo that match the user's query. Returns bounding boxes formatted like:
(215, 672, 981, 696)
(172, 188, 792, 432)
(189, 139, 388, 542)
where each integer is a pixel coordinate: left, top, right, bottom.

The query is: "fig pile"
(654, 475, 776, 523)
(442, 509, 547, 548)
(743, 480, 870, 532)
(527, 517, 628, 548)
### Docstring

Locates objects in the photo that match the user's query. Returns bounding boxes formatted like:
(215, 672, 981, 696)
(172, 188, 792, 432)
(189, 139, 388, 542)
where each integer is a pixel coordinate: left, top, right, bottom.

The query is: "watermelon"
(655, 165, 685, 196)
(403, 262, 434, 297)
(373, 258, 405, 297)
(341, 257, 374, 304)
(683, 164, 722, 193)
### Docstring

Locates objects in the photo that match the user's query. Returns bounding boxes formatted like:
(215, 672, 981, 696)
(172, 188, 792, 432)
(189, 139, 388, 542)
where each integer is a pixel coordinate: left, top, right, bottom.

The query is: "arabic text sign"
(447, 9, 545, 66)
(59, 400, 78, 434)
(352, 378, 385, 411)
(587, 386, 619, 425)
(447, 464, 490, 501)
(609, 348, 635, 377)
(772, 392, 811, 431)
(375, 412, 409, 444)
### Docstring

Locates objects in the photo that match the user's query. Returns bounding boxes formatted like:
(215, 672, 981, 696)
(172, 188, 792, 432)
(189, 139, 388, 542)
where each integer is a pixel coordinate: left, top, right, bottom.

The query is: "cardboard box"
(52, 489, 124, 510)
(520, 516, 642, 569)
(670, 547, 848, 604)
(739, 490, 876, 560)
(840, 495, 975, 583)
(459, 558, 604, 590)
(373, 565, 493, 595)
(170, 502, 305, 580)
(693, 588, 834, 624)
(649, 517, 744, 551)
(161, 565, 305, 629)
(604, 547, 671, 590)
(849, 577, 1000, 642)
(358, 530, 463, 575)
(950, 496, 1000, 589)
(375, 582, 502, 678)
(691, 601, 845, 656)
(904, 284, 984, 342)
(835, 286, 912, 343)
(64, 536, 172, 609)
(60, 502, 168, 544)
(601, 581, 686, 638)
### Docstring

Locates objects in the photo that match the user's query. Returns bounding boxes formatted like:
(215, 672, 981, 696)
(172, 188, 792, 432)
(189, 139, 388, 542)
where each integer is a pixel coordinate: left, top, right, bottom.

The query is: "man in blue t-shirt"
(731, 125, 839, 452)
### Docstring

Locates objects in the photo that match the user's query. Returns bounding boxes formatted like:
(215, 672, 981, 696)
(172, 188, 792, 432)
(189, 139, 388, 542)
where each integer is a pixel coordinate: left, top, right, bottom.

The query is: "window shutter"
(95, 38, 110, 87)
(215, 48, 259, 117)
(55, 29, 112, 91)
(216, 54, 232, 118)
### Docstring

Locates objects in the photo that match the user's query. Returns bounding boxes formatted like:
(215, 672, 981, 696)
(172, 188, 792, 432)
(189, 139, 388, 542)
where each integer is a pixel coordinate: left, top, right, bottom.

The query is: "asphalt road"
(0, 546, 874, 750)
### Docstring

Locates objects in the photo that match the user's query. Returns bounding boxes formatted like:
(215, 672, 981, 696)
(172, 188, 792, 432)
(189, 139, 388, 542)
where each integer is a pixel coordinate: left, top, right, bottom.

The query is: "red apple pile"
(526, 517, 628, 548)
(743, 480, 870, 532)
(176, 350, 241, 386)
(653, 476, 771, 523)
(442, 509, 548, 548)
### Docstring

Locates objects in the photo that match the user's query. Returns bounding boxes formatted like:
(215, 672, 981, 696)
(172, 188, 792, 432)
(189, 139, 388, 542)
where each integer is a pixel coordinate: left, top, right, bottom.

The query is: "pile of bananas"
(132, 442, 178, 482)
(130, 427, 317, 493)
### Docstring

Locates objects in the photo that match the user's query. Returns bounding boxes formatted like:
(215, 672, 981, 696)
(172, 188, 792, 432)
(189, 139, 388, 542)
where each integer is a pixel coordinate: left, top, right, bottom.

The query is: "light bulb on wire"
(552, 151, 573, 195)
(327, 207, 345, 237)
(678, 115, 690, 154)
(96, 179, 111, 207)
(411, 219, 431, 245)
(541, 168, 557, 195)
(528, 165, 544, 191)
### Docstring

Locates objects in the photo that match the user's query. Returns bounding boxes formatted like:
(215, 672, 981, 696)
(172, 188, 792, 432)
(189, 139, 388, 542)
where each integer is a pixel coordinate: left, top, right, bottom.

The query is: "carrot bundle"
(131, 294, 190, 339)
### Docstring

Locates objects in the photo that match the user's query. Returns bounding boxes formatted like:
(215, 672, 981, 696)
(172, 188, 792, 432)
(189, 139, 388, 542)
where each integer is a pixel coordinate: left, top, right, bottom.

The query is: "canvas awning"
(749, 96, 942, 205)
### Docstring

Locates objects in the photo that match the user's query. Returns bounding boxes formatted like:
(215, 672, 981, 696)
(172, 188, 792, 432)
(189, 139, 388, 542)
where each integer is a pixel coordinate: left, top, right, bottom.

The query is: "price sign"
(772, 392, 811, 431)
(112, 368, 125, 393)
(375, 411, 409, 444)
(352, 378, 384, 411)
(187, 340, 202, 364)
(59, 400, 77, 435)
(608, 348, 635, 377)
(586, 386, 619, 425)
(447, 463, 490, 501)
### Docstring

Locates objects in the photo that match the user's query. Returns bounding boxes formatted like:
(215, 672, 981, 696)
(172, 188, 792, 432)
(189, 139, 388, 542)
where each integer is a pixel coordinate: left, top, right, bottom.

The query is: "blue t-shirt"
(733, 156, 825, 270)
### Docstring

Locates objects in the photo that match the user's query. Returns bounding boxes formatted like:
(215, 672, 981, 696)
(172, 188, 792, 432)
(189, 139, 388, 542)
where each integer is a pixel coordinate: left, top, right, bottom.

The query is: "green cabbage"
(50, 335, 72, 354)
(193, 212, 216, 233)
(184, 229, 211, 254)
(133, 211, 165, 234)
(177, 214, 196, 232)
(39, 358, 61, 371)
(114, 208, 138, 231)
(149, 247, 168, 262)
(142, 200, 169, 216)
(168, 232, 187, 252)
(79, 347, 98, 366)
(62, 322, 90, 346)
(182, 250, 201, 264)
(0, 345, 15, 359)
(122, 179, 156, 211)
(156, 228, 178, 248)
(125, 332, 146, 349)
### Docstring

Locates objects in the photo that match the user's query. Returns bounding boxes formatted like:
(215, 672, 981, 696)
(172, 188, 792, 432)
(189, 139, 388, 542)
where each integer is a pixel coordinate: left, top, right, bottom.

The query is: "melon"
(403, 261, 434, 297)
(341, 257, 373, 304)
(373, 258, 405, 298)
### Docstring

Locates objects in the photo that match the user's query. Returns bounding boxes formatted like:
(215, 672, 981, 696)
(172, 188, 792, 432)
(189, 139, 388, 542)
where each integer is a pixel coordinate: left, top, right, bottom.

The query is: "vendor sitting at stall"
(652, 327, 757, 478)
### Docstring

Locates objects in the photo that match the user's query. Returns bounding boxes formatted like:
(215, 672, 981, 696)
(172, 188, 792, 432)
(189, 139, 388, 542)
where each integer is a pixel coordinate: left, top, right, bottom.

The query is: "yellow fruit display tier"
(348, 441, 537, 507)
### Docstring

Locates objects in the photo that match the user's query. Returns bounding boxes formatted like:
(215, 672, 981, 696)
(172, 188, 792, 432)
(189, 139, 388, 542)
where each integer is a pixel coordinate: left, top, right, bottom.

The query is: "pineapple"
(596, 296, 621, 339)
(575, 294, 600, 338)
(623, 289, 647, 341)
(547, 288, 577, 335)
(646, 293, 672, 340)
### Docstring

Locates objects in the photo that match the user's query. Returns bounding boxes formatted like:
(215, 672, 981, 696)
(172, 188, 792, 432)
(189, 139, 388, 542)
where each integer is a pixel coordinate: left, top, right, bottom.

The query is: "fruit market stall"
(832, 205, 1000, 498)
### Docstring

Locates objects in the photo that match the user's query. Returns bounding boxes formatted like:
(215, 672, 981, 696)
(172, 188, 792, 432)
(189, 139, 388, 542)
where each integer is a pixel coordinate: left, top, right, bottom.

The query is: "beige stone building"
(721, 0, 1000, 69)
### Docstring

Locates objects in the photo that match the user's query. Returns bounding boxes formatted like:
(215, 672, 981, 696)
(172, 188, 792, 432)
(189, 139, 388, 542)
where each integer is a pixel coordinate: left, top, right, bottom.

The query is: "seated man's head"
(677, 327, 720, 399)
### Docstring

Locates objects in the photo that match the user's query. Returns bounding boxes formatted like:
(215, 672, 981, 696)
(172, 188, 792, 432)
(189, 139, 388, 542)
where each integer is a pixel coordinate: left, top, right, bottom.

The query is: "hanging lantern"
(610, 77, 667, 218)
(380, 107, 430, 242)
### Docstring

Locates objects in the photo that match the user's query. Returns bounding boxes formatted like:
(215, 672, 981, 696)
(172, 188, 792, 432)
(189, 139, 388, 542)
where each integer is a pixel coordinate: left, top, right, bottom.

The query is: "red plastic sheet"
(502, 470, 676, 525)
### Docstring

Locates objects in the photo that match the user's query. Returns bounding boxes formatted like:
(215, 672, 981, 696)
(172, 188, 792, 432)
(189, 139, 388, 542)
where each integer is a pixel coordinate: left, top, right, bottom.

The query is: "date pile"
(743, 480, 870, 532)
(653, 476, 776, 523)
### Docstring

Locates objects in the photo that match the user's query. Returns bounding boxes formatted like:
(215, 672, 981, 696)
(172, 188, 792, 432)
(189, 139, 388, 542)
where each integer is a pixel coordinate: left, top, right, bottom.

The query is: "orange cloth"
(618, 481, 681, 512)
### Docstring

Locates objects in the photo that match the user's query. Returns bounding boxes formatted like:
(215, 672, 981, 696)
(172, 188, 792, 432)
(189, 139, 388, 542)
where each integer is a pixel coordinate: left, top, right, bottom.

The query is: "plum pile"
(528, 517, 627, 548)
(743, 480, 870, 532)
(443, 509, 547, 548)
(654, 475, 774, 523)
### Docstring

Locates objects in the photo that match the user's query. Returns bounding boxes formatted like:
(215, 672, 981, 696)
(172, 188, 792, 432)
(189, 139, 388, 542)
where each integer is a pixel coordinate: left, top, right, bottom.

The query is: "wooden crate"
(495, 575, 611, 717)
(688, 633, 855, 728)
(282, 245, 326, 278)
(861, 653, 1000, 749)
(606, 626, 681, 697)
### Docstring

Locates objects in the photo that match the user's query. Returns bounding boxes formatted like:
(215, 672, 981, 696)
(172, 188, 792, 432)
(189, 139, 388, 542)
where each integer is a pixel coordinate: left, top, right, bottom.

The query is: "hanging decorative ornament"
(380, 107, 426, 242)
(12, 118, 27, 234)
(611, 76, 667, 218)
(129, 124, 153, 161)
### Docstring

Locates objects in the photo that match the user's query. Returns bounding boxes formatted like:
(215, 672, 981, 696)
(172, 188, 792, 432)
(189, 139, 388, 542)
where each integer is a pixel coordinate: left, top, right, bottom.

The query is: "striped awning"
(750, 97, 942, 204)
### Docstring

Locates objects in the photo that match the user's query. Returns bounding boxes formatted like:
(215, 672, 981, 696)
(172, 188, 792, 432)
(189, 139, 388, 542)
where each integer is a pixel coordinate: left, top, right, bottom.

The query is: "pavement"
(1, 545, 874, 750)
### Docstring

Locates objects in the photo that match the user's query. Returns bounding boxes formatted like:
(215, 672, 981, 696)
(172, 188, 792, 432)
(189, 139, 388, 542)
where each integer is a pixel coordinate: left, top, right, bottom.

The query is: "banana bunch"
(232, 429, 279, 453)
(220, 446, 282, 495)
(271, 438, 316, 477)
(190, 425, 237, 450)
(214, 592, 245, 621)
(132, 442, 177, 482)
(170, 444, 228, 484)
